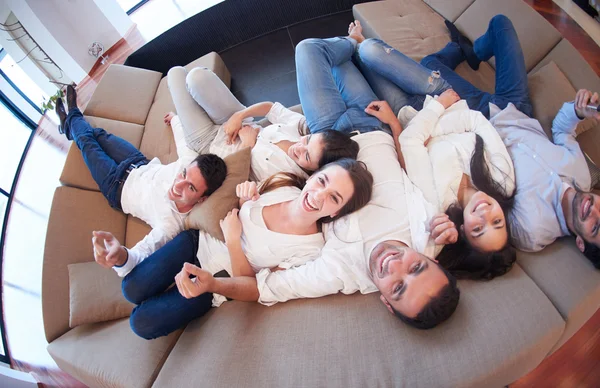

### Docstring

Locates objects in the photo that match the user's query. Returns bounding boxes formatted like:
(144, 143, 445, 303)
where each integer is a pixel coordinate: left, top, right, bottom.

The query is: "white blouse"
(195, 186, 324, 306)
(209, 102, 309, 182)
(398, 97, 515, 215)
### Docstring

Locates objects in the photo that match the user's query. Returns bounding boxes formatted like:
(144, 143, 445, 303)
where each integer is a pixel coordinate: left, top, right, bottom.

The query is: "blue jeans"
(121, 229, 213, 340)
(354, 39, 452, 115)
(420, 15, 533, 119)
(295, 37, 388, 135)
(66, 108, 148, 209)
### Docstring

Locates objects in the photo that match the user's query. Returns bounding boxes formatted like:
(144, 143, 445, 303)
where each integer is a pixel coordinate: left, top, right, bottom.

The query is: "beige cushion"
(455, 60, 496, 94)
(84, 65, 162, 125)
(423, 0, 475, 22)
(517, 238, 600, 353)
(454, 0, 562, 72)
(59, 116, 145, 191)
(185, 148, 251, 241)
(43, 186, 127, 343)
(184, 51, 232, 89)
(48, 319, 181, 388)
(353, 0, 449, 62)
(68, 262, 133, 328)
(166, 66, 221, 155)
(124, 215, 152, 249)
(528, 61, 577, 138)
(153, 265, 564, 388)
(578, 121, 600, 167)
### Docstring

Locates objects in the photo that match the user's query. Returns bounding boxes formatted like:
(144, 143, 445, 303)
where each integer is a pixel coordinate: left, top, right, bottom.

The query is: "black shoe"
(55, 97, 72, 140)
(445, 20, 481, 71)
(66, 84, 78, 111)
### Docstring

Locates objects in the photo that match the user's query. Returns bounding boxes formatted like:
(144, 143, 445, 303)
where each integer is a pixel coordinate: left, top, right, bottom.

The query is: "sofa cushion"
(48, 319, 181, 388)
(166, 66, 221, 155)
(84, 64, 162, 125)
(43, 186, 127, 343)
(186, 148, 251, 241)
(353, 0, 449, 62)
(153, 265, 563, 388)
(124, 215, 152, 249)
(517, 238, 600, 353)
(423, 0, 475, 22)
(59, 116, 145, 191)
(139, 77, 179, 164)
(454, 0, 562, 73)
(68, 262, 133, 328)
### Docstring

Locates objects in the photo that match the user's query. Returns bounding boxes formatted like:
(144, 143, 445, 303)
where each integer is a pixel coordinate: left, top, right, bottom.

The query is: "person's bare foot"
(348, 20, 365, 43)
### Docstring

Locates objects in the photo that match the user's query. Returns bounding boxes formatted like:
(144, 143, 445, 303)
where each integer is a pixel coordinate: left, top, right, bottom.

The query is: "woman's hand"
(163, 112, 176, 126)
(574, 89, 600, 120)
(239, 125, 260, 148)
(236, 181, 260, 202)
(220, 209, 243, 244)
(223, 112, 244, 144)
(437, 89, 460, 109)
(175, 262, 215, 299)
(365, 100, 399, 126)
(430, 213, 458, 245)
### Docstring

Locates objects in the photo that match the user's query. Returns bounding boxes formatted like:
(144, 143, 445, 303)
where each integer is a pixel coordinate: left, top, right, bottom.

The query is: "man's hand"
(163, 112, 176, 126)
(92, 231, 128, 268)
(429, 214, 458, 245)
(239, 125, 260, 148)
(220, 209, 243, 244)
(364, 100, 399, 126)
(175, 262, 215, 299)
(437, 89, 460, 109)
(574, 89, 600, 120)
(236, 181, 260, 202)
(223, 112, 244, 144)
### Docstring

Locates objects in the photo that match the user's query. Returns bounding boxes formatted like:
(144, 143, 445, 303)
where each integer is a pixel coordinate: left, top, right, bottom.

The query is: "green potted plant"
(41, 88, 64, 114)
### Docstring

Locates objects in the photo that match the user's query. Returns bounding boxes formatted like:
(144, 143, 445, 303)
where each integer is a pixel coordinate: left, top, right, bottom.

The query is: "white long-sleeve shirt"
(255, 131, 436, 306)
(115, 116, 197, 277)
(399, 98, 515, 215)
(209, 102, 309, 182)
(195, 186, 325, 306)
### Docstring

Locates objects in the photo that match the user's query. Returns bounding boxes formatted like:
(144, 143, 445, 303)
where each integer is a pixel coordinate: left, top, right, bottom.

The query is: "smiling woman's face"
(287, 133, 324, 171)
(462, 191, 507, 252)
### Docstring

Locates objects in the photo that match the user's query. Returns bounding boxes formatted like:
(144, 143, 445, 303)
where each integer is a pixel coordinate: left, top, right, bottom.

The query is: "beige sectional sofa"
(42, 0, 600, 387)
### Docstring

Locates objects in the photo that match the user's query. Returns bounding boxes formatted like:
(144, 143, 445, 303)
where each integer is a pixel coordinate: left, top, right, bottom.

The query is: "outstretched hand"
(92, 231, 128, 268)
(574, 89, 600, 120)
(364, 100, 399, 126)
(175, 262, 215, 299)
(429, 214, 458, 245)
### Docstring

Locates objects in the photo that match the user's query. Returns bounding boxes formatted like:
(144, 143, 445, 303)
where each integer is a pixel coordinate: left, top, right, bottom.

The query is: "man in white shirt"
(56, 85, 227, 276)
(174, 131, 460, 329)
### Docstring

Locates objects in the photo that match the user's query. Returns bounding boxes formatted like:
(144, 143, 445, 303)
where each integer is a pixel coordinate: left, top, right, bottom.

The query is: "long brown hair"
(259, 158, 373, 223)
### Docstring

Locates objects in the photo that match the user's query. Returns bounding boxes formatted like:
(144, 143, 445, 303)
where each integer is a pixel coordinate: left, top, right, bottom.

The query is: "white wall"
(94, 0, 133, 37)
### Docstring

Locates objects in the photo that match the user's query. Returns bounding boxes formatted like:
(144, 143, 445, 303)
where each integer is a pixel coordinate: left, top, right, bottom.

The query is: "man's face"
(369, 240, 449, 318)
(572, 191, 600, 248)
(168, 162, 208, 206)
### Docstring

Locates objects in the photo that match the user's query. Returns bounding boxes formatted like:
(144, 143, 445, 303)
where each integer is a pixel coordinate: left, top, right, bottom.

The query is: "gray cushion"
(153, 265, 563, 388)
(424, 0, 475, 22)
(517, 238, 600, 352)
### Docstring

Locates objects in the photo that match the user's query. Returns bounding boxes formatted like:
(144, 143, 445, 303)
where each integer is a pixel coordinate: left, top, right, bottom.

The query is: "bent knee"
(185, 66, 217, 88)
(357, 38, 387, 59)
(490, 14, 513, 29)
(295, 38, 324, 55)
(129, 308, 160, 340)
(121, 277, 144, 305)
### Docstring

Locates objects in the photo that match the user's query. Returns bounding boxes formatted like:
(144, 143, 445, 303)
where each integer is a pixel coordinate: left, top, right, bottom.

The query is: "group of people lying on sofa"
(55, 15, 600, 339)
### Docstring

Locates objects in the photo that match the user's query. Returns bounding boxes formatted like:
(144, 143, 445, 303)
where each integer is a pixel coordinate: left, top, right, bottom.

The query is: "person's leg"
(128, 284, 213, 339)
(91, 127, 146, 165)
(473, 15, 532, 117)
(355, 39, 452, 113)
(296, 37, 365, 133)
(185, 67, 246, 125)
(421, 42, 492, 117)
(122, 229, 199, 304)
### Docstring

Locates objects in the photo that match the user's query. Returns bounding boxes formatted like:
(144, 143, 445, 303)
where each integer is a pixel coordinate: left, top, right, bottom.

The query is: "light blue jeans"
(354, 38, 452, 115)
(295, 37, 388, 135)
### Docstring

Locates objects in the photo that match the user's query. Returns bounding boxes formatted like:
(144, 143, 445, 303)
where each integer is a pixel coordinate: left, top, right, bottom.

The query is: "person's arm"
(265, 102, 305, 127)
(165, 113, 198, 160)
(176, 263, 259, 302)
(220, 208, 255, 277)
(223, 102, 274, 143)
(364, 101, 407, 169)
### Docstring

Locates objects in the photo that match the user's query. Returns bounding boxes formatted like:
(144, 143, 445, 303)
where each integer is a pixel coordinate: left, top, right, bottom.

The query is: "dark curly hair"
(192, 153, 227, 196)
(436, 134, 516, 280)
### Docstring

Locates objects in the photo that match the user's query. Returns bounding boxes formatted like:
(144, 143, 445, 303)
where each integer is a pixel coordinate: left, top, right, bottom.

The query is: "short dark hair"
(192, 153, 227, 196)
(582, 240, 600, 269)
(391, 266, 460, 330)
(317, 130, 360, 168)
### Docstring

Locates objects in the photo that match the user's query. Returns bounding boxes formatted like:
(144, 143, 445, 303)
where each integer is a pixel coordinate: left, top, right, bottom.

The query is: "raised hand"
(175, 262, 215, 299)
(364, 100, 398, 126)
(163, 112, 176, 126)
(223, 112, 244, 144)
(437, 89, 460, 109)
(92, 231, 128, 268)
(236, 181, 260, 202)
(429, 213, 458, 245)
(220, 209, 243, 244)
(574, 89, 600, 120)
(238, 125, 260, 148)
